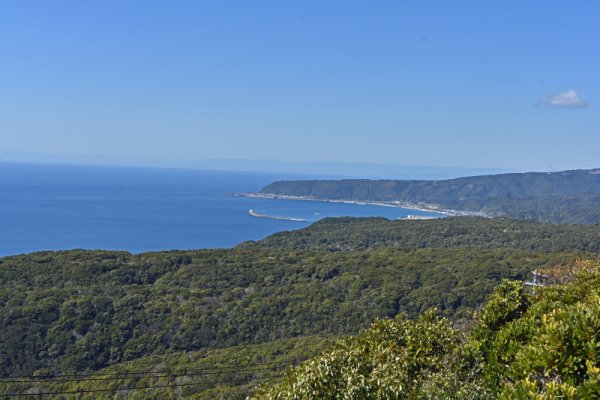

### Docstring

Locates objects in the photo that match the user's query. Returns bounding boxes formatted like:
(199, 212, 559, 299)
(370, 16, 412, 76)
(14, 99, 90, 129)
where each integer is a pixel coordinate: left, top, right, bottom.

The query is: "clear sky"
(1, 1, 599, 171)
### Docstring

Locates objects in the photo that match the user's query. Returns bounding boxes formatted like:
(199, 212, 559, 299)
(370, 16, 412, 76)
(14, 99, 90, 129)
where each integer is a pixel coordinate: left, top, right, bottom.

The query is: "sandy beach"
(237, 192, 488, 218)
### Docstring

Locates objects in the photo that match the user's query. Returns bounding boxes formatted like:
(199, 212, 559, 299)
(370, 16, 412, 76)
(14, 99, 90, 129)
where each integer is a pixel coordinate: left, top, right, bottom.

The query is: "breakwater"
(248, 209, 307, 222)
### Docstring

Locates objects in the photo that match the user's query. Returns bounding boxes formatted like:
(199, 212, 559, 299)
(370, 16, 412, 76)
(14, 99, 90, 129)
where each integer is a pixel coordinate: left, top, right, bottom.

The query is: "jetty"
(400, 215, 438, 220)
(248, 209, 307, 222)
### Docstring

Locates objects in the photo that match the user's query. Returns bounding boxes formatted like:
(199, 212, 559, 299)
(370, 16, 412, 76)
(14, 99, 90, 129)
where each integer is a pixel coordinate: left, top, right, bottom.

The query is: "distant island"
(256, 168, 600, 224)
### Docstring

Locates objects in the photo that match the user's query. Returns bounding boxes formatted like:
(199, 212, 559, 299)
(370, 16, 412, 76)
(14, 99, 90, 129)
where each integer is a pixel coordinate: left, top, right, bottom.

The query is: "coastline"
(236, 193, 488, 218)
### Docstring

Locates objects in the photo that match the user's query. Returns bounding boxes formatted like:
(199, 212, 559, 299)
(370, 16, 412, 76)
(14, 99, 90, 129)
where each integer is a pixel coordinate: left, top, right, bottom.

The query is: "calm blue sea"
(0, 163, 443, 257)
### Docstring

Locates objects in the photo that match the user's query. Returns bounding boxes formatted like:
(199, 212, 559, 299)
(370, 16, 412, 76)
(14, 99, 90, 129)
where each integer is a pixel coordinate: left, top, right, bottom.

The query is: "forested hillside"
(1, 217, 599, 398)
(260, 168, 600, 223)
(253, 261, 600, 399)
(249, 216, 600, 252)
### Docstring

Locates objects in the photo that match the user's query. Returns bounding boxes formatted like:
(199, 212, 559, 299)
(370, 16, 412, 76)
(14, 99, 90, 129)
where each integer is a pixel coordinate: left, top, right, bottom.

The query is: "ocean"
(0, 162, 443, 257)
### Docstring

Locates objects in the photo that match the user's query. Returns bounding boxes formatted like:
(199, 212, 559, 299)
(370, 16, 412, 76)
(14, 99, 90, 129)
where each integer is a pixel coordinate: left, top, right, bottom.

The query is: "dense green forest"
(260, 168, 600, 224)
(1, 217, 599, 398)
(250, 216, 600, 252)
(253, 261, 600, 399)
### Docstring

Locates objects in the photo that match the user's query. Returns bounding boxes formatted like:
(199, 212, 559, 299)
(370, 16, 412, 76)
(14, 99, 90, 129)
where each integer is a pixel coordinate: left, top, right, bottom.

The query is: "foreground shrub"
(252, 261, 600, 399)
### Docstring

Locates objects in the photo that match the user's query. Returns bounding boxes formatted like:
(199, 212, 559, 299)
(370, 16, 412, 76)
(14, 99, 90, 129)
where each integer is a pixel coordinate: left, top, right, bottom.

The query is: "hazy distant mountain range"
(1, 152, 505, 179)
(184, 159, 507, 180)
(260, 168, 600, 224)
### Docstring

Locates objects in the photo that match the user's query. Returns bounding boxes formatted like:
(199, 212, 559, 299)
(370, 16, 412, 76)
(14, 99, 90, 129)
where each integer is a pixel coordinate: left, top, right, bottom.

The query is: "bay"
(0, 162, 443, 256)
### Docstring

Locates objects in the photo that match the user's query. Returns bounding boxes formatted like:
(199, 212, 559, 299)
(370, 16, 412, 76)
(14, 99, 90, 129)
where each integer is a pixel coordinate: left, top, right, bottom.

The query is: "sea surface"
(0, 162, 443, 257)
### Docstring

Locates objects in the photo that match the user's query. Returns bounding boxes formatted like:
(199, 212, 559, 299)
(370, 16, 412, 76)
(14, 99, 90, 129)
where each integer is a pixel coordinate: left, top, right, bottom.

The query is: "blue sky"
(1, 1, 599, 171)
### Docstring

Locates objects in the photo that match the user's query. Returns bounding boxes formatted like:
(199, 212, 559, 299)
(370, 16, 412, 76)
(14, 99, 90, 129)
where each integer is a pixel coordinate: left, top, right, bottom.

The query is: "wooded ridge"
(260, 168, 600, 224)
(1, 216, 599, 398)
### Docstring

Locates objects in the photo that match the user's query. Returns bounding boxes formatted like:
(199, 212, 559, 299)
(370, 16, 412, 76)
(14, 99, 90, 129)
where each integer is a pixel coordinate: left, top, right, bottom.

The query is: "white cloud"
(542, 89, 588, 109)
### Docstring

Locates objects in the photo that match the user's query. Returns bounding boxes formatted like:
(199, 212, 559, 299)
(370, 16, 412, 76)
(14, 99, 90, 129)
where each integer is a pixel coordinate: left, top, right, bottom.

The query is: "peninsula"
(256, 168, 600, 224)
